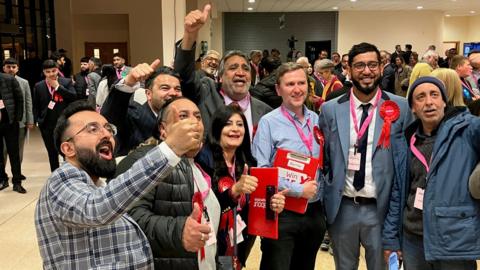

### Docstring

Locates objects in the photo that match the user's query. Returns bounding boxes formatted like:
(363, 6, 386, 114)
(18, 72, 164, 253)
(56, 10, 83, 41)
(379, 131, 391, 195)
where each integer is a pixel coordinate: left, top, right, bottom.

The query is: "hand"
(383, 250, 403, 265)
(48, 78, 59, 89)
(164, 106, 203, 157)
(26, 124, 34, 130)
(124, 59, 161, 86)
(270, 189, 288, 213)
(231, 165, 258, 197)
(301, 179, 318, 199)
(182, 4, 211, 49)
(182, 203, 212, 252)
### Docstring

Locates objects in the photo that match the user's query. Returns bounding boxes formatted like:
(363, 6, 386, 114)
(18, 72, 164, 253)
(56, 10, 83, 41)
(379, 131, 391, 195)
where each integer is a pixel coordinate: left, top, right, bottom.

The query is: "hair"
(422, 50, 438, 61)
(406, 44, 412, 50)
(80, 56, 90, 63)
(54, 100, 96, 157)
(276, 62, 307, 84)
(208, 105, 256, 184)
(348, 42, 381, 67)
(144, 66, 181, 90)
(468, 50, 480, 57)
(271, 48, 280, 55)
(50, 51, 64, 62)
(395, 54, 405, 66)
(341, 54, 348, 61)
(100, 64, 118, 89)
(112, 53, 124, 59)
(450, 55, 468, 70)
(410, 52, 419, 61)
(262, 56, 282, 74)
(295, 56, 309, 67)
(249, 50, 262, 59)
(332, 52, 340, 58)
(430, 68, 465, 107)
(202, 50, 220, 61)
(218, 50, 250, 78)
(3, 57, 17, 66)
(42, 59, 58, 70)
(89, 57, 102, 68)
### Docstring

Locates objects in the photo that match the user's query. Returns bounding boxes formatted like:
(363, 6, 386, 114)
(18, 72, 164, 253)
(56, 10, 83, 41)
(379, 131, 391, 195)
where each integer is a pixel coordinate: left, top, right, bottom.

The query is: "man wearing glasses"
(34, 99, 204, 269)
(319, 43, 412, 270)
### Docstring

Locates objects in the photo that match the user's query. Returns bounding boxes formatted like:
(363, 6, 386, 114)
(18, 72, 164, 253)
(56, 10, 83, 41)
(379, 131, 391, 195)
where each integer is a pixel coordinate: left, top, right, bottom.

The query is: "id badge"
(205, 222, 217, 246)
(414, 187, 424, 210)
(0, 99, 5, 109)
(48, 101, 56, 110)
(86, 88, 90, 96)
(229, 215, 246, 246)
(348, 151, 361, 171)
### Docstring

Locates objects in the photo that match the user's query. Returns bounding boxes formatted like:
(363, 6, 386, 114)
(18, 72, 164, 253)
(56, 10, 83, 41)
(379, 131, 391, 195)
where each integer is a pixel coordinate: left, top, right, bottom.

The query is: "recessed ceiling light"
(445, 14, 451, 17)
(332, 6, 339, 10)
(417, 6, 423, 10)
(247, 7, 253, 11)
(350, 0, 357, 2)
(470, 10, 476, 14)
(248, 0, 255, 3)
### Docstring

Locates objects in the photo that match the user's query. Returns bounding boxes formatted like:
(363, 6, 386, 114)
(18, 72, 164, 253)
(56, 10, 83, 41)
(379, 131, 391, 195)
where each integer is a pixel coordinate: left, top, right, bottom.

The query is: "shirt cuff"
(158, 142, 181, 167)
(115, 78, 140, 93)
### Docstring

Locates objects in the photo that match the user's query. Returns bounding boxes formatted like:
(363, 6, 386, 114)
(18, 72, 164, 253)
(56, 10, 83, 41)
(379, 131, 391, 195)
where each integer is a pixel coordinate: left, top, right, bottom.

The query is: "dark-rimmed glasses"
(64, 122, 117, 142)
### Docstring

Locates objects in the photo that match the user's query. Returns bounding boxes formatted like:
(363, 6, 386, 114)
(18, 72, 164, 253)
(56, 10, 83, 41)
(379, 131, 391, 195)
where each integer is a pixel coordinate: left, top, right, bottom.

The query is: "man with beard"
(73, 57, 91, 100)
(175, 4, 271, 139)
(35, 99, 206, 269)
(101, 59, 182, 156)
(199, 49, 220, 81)
(319, 42, 412, 270)
(116, 97, 220, 269)
(113, 53, 132, 80)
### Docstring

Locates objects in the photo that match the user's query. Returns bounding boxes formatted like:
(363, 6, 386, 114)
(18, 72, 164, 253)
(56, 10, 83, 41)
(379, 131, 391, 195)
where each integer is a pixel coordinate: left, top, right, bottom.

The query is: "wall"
(223, 12, 338, 62)
(338, 10, 444, 56)
(467, 16, 480, 41)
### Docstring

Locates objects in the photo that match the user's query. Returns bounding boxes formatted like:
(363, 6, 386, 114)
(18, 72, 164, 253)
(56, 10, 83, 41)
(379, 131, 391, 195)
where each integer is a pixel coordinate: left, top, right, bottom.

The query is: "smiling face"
(220, 113, 245, 152)
(411, 82, 446, 133)
(220, 55, 252, 101)
(349, 51, 381, 95)
(276, 68, 308, 111)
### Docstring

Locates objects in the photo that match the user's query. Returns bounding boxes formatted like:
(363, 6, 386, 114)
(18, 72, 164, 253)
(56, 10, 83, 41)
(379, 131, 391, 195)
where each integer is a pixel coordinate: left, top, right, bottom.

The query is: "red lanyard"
(349, 89, 381, 144)
(280, 106, 313, 154)
(410, 134, 430, 173)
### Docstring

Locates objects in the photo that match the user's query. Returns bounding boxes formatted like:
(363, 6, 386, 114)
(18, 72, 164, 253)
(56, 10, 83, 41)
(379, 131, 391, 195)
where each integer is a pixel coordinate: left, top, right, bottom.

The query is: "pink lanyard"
(85, 76, 90, 84)
(193, 163, 212, 200)
(280, 106, 313, 154)
(349, 89, 381, 144)
(45, 81, 55, 98)
(58, 70, 64, 78)
(410, 134, 430, 173)
(461, 79, 475, 96)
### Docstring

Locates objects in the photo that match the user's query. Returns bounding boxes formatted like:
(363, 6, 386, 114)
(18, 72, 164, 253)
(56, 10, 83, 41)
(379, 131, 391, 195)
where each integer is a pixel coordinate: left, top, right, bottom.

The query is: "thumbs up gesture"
(231, 164, 258, 197)
(182, 4, 211, 49)
(182, 203, 212, 252)
(124, 59, 161, 87)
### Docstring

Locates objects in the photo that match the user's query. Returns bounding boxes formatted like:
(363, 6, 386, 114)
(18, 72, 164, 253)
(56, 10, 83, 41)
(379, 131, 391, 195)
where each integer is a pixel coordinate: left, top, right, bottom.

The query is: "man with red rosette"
(319, 42, 412, 270)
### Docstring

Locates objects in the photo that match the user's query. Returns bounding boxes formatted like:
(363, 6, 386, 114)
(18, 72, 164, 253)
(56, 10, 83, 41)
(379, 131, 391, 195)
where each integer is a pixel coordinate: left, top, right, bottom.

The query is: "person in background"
(50, 51, 66, 78)
(250, 56, 283, 109)
(393, 55, 412, 97)
(250, 50, 263, 86)
(200, 50, 221, 81)
(407, 63, 433, 97)
(430, 68, 465, 107)
(409, 52, 419, 68)
(450, 55, 479, 104)
(112, 53, 132, 79)
(468, 50, 480, 90)
(95, 64, 118, 109)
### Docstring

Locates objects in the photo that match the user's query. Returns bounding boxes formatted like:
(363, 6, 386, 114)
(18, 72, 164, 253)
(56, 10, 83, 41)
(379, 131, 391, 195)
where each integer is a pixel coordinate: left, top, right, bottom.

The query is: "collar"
(222, 90, 251, 111)
(282, 105, 310, 124)
(351, 89, 378, 109)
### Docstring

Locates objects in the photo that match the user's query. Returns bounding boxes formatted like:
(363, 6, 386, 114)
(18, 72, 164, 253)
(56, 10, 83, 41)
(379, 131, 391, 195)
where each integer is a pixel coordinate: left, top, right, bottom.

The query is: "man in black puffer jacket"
(250, 56, 283, 109)
(118, 97, 220, 270)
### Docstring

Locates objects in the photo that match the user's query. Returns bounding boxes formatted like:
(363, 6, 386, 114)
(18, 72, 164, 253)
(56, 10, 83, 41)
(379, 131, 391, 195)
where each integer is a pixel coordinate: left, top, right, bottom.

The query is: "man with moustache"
(253, 63, 325, 270)
(199, 49, 221, 81)
(33, 59, 77, 172)
(117, 97, 220, 269)
(383, 77, 480, 269)
(73, 57, 91, 100)
(319, 42, 412, 270)
(175, 4, 271, 139)
(35, 99, 206, 269)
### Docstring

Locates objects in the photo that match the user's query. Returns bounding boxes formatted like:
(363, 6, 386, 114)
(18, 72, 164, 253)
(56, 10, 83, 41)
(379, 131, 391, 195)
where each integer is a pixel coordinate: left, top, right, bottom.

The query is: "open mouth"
(233, 78, 247, 86)
(97, 141, 113, 160)
(228, 134, 241, 139)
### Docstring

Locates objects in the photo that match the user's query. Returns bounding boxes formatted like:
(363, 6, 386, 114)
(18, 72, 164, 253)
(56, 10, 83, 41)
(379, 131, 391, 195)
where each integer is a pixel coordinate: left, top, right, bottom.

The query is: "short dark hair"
(3, 57, 17, 66)
(51, 51, 64, 62)
(276, 62, 307, 84)
(54, 100, 96, 157)
(89, 57, 102, 68)
(262, 56, 282, 74)
(348, 42, 381, 67)
(406, 44, 412, 50)
(80, 56, 90, 63)
(157, 96, 191, 124)
(42, 59, 58, 70)
(145, 66, 182, 90)
(112, 53, 124, 59)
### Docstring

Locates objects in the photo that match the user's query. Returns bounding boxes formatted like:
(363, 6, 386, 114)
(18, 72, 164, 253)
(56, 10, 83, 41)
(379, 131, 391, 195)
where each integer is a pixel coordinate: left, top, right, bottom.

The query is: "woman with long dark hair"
(204, 104, 285, 269)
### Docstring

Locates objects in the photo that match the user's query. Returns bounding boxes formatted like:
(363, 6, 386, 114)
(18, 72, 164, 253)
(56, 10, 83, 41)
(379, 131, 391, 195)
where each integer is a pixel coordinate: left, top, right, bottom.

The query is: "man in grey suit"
(174, 4, 271, 139)
(3, 58, 34, 163)
(319, 43, 412, 270)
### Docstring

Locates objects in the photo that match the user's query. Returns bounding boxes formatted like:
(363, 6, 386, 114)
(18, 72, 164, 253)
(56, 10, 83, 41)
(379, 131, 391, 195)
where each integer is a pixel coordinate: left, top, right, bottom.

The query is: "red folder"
(273, 149, 319, 214)
(248, 167, 279, 239)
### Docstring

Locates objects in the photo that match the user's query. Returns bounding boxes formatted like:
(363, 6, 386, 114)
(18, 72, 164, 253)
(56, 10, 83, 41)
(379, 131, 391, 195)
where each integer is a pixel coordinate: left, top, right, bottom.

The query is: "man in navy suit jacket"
(33, 60, 76, 172)
(319, 43, 412, 270)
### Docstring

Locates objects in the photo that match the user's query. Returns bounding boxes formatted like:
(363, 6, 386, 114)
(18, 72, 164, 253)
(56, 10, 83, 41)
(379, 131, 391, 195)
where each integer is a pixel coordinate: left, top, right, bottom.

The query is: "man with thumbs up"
(101, 59, 183, 156)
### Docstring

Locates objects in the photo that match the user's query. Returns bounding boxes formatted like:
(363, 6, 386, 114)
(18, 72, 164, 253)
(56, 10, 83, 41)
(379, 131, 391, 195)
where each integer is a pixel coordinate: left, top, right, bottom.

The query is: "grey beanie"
(408, 76, 447, 108)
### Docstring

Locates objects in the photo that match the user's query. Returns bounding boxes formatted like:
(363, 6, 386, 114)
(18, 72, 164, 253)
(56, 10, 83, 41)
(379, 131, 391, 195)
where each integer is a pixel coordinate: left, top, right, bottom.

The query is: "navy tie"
(353, 103, 371, 191)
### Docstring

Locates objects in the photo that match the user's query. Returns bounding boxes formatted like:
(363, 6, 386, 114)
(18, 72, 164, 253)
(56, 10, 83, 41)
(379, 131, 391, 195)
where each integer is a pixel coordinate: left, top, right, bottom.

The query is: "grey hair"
(218, 50, 250, 78)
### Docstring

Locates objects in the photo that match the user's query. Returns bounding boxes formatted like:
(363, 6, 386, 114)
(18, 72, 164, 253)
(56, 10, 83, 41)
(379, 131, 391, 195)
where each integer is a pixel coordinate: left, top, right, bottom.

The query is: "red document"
(273, 149, 319, 214)
(248, 167, 279, 239)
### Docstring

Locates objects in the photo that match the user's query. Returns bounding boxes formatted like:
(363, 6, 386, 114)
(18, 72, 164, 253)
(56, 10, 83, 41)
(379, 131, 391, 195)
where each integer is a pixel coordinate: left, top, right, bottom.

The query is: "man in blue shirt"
(253, 62, 325, 270)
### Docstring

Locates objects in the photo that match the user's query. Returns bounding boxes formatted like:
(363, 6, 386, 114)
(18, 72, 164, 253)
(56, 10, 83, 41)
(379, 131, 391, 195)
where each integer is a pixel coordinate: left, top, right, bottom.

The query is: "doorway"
(84, 42, 129, 66)
(305, 41, 332, 64)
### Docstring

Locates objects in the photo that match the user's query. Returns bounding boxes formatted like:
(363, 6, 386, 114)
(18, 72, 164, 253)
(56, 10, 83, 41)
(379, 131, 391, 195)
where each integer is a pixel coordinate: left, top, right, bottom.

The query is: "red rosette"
(378, 100, 400, 149)
(192, 191, 205, 260)
(218, 176, 235, 192)
(313, 126, 325, 169)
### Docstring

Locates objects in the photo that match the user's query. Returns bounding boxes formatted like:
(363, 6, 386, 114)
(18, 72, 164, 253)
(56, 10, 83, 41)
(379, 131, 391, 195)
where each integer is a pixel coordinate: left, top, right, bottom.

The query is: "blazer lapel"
(335, 99, 351, 165)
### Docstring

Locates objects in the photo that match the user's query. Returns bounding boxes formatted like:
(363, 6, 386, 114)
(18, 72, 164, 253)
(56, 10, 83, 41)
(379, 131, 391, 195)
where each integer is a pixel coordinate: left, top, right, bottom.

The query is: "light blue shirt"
(252, 106, 322, 202)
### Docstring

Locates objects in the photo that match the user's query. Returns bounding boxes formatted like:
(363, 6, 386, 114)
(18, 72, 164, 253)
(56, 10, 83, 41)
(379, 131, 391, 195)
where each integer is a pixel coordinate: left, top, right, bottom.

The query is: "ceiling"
(213, 0, 480, 16)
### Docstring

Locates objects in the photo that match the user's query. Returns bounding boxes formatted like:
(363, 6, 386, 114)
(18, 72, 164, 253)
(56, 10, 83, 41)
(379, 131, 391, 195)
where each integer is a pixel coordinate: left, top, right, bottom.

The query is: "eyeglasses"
(65, 122, 117, 142)
(352, 61, 380, 71)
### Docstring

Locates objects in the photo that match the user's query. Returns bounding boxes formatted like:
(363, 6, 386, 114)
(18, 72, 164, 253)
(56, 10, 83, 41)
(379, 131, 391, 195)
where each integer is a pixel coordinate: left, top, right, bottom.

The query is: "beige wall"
(444, 15, 480, 54)
(338, 11, 444, 55)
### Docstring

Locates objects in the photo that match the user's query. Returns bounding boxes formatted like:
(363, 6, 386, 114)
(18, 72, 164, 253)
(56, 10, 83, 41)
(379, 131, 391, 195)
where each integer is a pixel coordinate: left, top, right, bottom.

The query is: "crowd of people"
(0, 3, 479, 270)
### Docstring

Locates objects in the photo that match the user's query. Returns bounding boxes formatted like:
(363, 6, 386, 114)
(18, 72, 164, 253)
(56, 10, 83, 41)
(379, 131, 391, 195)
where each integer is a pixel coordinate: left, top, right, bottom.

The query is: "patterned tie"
(353, 103, 371, 191)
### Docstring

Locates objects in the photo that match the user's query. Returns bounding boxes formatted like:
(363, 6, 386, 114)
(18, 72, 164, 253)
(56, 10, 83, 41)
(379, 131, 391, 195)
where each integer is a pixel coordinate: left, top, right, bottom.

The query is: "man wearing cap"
(319, 42, 412, 270)
(383, 76, 480, 269)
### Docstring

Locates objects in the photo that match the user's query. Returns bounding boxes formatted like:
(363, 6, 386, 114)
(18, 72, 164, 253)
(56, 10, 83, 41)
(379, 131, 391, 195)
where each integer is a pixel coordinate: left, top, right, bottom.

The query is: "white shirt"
(189, 159, 220, 270)
(343, 91, 378, 198)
